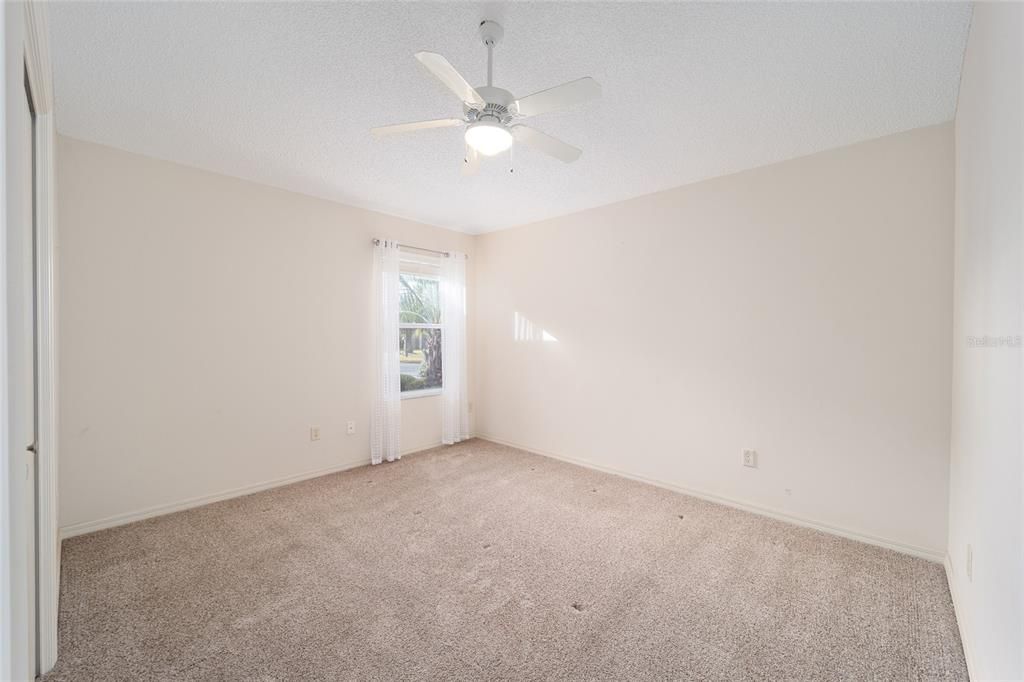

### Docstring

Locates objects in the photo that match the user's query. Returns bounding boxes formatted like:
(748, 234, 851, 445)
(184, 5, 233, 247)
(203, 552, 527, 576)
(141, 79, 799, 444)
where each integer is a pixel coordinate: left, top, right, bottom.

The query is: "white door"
(6, 65, 38, 680)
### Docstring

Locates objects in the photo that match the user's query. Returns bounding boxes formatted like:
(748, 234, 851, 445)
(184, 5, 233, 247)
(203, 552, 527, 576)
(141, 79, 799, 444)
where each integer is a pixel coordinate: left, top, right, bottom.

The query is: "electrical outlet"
(310, 426, 321, 442)
(742, 449, 758, 468)
(346, 420, 355, 435)
(966, 544, 973, 582)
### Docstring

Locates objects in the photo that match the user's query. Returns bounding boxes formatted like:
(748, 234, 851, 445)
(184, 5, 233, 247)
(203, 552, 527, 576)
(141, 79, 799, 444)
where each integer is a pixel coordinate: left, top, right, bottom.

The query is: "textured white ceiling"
(49, 2, 971, 234)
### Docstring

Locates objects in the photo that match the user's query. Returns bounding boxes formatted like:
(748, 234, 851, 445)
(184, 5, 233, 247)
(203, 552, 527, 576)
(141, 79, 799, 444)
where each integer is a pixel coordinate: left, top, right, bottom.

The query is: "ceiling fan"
(371, 20, 601, 175)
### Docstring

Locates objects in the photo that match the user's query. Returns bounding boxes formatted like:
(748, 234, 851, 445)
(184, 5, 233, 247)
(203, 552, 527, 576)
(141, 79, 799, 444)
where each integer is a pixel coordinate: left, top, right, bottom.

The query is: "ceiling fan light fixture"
(372, 21, 599, 171)
(465, 120, 513, 156)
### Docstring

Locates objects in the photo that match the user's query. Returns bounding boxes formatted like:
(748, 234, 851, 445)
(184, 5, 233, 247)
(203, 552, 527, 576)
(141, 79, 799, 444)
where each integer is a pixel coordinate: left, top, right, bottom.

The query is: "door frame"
(2, 0, 57, 677)
(23, 0, 57, 675)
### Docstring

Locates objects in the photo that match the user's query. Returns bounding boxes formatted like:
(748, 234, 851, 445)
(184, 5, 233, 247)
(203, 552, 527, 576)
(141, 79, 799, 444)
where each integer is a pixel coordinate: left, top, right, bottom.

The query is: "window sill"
(401, 388, 442, 400)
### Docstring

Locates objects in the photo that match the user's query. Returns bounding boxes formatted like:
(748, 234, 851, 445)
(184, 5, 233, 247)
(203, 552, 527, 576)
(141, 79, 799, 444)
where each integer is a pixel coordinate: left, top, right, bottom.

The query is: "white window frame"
(399, 266, 443, 400)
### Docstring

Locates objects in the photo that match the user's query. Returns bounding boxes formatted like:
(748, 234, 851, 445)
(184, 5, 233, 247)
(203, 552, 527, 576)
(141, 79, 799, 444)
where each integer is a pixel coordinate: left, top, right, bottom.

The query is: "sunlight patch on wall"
(514, 312, 559, 343)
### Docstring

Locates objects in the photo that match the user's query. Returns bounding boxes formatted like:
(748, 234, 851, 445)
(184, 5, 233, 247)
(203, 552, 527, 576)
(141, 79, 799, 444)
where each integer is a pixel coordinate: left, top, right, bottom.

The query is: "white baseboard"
(59, 441, 445, 540)
(476, 434, 945, 563)
(60, 435, 944, 564)
(944, 555, 977, 680)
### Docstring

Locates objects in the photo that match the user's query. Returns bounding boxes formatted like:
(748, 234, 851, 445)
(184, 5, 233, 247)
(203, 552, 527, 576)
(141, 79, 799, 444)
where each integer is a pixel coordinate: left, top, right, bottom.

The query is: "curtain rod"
(372, 239, 468, 259)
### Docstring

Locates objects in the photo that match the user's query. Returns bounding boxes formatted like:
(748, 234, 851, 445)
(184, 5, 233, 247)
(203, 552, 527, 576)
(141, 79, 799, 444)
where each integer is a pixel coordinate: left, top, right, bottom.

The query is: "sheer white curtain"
(441, 252, 469, 444)
(371, 240, 401, 464)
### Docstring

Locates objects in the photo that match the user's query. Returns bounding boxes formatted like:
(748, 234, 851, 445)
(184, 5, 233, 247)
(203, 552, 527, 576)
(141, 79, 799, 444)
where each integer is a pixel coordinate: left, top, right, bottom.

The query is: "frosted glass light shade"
(465, 121, 513, 156)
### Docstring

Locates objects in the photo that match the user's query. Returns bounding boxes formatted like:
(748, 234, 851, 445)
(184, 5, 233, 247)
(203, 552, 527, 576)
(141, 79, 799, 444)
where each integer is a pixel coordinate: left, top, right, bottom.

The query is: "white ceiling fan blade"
(512, 77, 601, 118)
(462, 145, 480, 176)
(512, 126, 582, 163)
(371, 118, 463, 137)
(415, 52, 486, 107)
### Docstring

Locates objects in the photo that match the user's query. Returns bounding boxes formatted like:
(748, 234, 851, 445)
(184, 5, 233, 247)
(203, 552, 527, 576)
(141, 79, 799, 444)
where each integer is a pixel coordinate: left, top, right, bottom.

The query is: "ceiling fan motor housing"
(465, 86, 515, 124)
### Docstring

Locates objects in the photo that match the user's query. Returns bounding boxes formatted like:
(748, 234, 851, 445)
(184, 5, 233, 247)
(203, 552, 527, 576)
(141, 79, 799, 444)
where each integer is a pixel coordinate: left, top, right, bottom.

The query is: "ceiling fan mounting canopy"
(478, 20, 504, 48)
(370, 20, 601, 172)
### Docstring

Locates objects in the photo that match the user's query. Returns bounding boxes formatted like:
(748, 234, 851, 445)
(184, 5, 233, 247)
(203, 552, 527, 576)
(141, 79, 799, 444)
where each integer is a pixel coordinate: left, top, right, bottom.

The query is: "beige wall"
(59, 123, 961, 560)
(475, 124, 954, 557)
(948, 3, 1023, 679)
(57, 136, 474, 532)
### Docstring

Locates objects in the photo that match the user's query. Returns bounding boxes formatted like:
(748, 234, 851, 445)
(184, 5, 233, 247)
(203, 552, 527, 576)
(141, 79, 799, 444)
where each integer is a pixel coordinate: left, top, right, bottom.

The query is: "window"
(399, 256, 442, 396)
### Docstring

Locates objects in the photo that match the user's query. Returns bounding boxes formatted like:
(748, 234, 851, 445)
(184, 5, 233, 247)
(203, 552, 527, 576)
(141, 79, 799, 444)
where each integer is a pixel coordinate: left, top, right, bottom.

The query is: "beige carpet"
(46, 439, 967, 681)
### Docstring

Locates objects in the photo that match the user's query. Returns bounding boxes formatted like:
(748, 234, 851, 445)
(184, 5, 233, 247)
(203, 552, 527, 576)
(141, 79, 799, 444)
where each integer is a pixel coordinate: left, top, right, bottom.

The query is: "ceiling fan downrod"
(479, 20, 503, 88)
